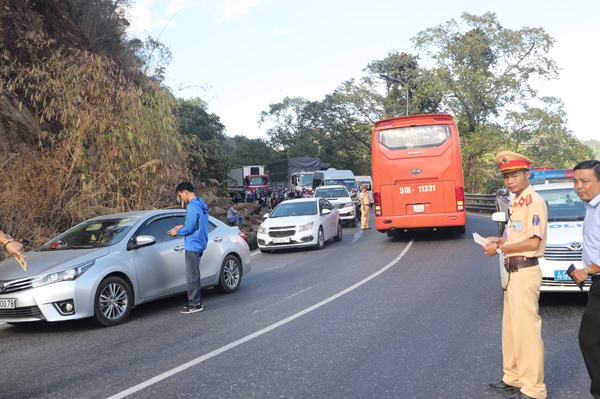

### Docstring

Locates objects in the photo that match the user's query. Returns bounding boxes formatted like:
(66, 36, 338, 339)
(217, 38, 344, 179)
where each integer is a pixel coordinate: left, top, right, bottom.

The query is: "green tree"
(412, 12, 561, 192)
(365, 52, 441, 118)
(176, 98, 226, 141)
(259, 97, 321, 158)
(228, 136, 278, 167)
(176, 98, 229, 180)
(583, 139, 600, 159)
(504, 98, 593, 168)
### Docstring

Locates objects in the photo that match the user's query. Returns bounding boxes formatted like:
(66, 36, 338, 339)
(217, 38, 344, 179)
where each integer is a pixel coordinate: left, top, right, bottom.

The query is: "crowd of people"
(235, 186, 317, 209)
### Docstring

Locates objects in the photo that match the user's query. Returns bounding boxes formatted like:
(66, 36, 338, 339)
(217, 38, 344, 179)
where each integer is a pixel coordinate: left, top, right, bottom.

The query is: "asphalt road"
(0, 214, 592, 399)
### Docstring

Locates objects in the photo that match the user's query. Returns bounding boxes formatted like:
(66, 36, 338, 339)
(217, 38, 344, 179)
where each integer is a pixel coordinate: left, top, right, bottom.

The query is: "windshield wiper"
(42, 245, 96, 251)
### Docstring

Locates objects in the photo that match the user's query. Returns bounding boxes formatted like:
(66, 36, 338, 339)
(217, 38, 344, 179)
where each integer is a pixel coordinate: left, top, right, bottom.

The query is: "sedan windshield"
(39, 218, 140, 250)
(270, 202, 317, 217)
(538, 188, 586, 221)
(315, 187, 349, 198)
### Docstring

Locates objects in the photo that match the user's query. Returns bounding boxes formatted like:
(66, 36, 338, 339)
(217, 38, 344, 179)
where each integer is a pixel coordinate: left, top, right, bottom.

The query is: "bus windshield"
(378, 125, 451, 150)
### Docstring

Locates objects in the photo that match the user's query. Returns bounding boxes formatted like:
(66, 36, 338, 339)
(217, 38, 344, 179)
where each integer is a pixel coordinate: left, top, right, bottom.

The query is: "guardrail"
(465, 193, 496, 213)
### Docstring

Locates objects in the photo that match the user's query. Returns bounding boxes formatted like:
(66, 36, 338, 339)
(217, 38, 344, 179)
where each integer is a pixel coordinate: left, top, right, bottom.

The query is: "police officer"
(483, 151, 548, 399)
(359, 184, 371, 229)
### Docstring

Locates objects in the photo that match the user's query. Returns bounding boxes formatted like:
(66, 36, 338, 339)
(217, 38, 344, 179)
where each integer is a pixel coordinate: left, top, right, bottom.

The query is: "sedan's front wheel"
(315, 227, 325, 250)
(215, 254, 242, 293)
(333, 221, 342, 241)
(93, 276, 132, 327)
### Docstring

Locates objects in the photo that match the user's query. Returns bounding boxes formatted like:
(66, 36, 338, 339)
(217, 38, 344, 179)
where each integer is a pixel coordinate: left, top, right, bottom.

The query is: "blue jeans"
(227, 215, 244, 226)
(185, 250, 203, 306)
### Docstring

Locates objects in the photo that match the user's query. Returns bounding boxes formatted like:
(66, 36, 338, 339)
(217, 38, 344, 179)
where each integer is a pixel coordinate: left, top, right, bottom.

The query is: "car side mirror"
(321, 208, 331, 215)
(263, 213, 269, 218)
(127, 235, 156, 250)
(492, 212, 508, 223)
(496, 188, 509, 197)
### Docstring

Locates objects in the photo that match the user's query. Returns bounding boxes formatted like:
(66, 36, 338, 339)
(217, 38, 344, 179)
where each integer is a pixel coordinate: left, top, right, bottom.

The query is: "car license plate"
(554, 269, 591, 281)
(273, 237, 291, 243)
(554, 270, 571, 281)
(0, 298, 16, 309)
(413, 204, 425, 213)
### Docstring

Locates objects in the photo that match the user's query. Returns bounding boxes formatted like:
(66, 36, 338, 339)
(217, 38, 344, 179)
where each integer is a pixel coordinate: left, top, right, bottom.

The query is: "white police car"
(495, 169, 588, 292)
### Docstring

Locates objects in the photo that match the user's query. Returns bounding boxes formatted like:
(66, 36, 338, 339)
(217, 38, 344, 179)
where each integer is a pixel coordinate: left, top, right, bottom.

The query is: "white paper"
(472, 232, 489, 246)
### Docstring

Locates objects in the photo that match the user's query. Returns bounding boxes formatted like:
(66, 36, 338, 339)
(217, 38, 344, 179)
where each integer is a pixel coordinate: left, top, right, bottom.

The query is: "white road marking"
(106, 238, 415, 399)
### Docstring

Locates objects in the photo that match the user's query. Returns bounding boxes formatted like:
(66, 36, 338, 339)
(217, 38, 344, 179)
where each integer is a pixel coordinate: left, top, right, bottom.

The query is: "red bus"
(371, 114, 466, 236)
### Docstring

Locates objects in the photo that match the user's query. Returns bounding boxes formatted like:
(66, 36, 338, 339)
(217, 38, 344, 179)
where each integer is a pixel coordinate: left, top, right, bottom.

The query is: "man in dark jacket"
(168, 182, 209, 314)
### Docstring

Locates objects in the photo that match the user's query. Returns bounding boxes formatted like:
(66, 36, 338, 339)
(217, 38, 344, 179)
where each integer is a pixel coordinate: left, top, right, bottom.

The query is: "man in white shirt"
(570, 159, 600, 399)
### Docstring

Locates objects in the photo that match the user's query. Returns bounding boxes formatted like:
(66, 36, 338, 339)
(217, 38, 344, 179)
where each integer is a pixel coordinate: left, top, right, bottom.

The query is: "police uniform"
(359, 186, 370, 229)
(495, 151, 548, 399)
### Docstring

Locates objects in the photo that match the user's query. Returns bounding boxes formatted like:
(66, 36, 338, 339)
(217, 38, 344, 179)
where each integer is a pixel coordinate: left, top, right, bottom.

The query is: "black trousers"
(579, 279, 600, 399)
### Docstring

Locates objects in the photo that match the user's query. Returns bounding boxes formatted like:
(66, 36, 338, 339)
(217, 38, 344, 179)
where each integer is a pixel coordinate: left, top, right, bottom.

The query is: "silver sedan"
(0, 210, 251, 327)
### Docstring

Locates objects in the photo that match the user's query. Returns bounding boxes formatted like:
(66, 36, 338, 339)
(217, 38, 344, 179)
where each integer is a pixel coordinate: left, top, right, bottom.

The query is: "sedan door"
(172, 215, 223, 287)
(131, 216, 186, 299)
(319, 199, 336, 238)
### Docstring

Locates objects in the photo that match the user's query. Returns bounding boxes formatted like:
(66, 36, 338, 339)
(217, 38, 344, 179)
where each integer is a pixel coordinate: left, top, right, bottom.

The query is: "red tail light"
(455, 187, 465, 212)
(238, 232, 247, 242)
(374, 192, 382, 216)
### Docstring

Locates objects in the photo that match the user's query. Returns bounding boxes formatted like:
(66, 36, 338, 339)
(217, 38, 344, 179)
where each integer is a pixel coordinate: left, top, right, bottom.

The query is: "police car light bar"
(529, 168, 574, 184)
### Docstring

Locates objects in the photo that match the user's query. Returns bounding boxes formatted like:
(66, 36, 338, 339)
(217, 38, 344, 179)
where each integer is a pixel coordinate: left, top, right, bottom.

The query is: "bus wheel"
(455, 226, 466, 234)
(386, 230, 397, 237)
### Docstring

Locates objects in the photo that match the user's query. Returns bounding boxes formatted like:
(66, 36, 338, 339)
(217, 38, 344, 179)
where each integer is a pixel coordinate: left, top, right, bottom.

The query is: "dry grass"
(0, 28, 202, 259)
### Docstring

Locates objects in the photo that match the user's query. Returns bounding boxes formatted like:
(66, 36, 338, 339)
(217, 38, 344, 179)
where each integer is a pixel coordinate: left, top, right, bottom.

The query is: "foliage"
(127, 36, 173, 82)
(364, 52, 442, 117)
(228, 136, 278, 167)
(176, 97, 226, 142)
(0, 32, 187, 247)
(583, 139, 600, 159)
(413, 12, 559, 135)
(69, 0, 131, 58)
(175, 98, 229, 179)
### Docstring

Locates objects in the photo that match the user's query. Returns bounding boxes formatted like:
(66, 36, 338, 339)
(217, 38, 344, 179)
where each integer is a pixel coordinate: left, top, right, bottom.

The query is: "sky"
(125, 0, 600, 142)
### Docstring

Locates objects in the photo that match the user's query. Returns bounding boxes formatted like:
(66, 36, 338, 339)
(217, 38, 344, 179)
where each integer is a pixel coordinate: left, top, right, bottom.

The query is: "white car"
(313, 185, 357, 227)
(257, 198, 342, 253)
(0, 210, 251, 326)
(496, 180, 587, 292)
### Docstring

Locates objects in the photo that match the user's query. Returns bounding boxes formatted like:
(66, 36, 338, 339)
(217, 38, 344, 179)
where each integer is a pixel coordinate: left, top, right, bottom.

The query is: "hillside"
(0, 0, 189, 256)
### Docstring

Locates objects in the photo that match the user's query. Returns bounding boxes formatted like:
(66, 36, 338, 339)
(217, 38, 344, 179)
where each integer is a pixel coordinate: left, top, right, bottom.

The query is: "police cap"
(494, 151, 533, 173)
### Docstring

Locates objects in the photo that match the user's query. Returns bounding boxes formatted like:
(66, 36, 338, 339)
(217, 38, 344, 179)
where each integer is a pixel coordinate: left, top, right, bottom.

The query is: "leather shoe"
(506, 392, 535, 399)
(488, 381, 518, 391)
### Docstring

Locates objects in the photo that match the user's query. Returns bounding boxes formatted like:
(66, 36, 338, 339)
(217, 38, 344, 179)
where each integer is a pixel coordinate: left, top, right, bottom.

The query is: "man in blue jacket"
(168, 182, 209, 314)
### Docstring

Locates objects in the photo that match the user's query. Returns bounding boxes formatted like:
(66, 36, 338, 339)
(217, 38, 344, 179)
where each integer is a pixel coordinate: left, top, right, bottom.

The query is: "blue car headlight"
(31, 260, 95, 288)
(299, 222, 314, 232)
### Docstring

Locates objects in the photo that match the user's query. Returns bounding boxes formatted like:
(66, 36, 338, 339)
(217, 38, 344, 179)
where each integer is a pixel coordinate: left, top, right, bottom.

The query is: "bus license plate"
(0, 298, 16, 309)
(413, 204, 425, 213)
(273, 237, 291, 243)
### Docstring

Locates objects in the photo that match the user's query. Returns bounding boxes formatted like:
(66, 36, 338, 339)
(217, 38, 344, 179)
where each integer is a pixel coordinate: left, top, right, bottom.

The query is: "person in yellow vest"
(483, 151, 548, 399)
(359, 184, 371, 229)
